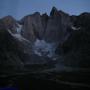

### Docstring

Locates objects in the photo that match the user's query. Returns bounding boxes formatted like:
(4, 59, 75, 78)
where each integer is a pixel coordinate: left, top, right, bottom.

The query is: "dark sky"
(0, 0, 90, 19)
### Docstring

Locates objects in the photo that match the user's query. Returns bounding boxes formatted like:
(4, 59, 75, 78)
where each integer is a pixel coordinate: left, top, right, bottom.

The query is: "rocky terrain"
(0, 7, 90, 89)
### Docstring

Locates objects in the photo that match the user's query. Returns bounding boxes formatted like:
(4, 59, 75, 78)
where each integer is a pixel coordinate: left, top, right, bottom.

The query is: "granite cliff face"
(20, 12, 44, 42)
(44, 7, 72, 43)
(19, 7, 72, 43)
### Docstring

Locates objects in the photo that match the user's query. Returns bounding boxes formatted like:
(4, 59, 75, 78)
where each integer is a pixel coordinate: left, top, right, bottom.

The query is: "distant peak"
(52, 6, 58, 11)
(33, 12, 40, 16)
(2, 15, 15, 20)
(50, 6, 58, 16)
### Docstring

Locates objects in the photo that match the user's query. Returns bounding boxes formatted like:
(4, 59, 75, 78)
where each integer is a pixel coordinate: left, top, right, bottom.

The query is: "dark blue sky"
(0, 0, 90, 19)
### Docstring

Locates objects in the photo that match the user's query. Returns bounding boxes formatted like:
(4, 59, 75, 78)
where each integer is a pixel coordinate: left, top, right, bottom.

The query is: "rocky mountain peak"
(1, 15, 19, 33)
(50, 6, 59, 17)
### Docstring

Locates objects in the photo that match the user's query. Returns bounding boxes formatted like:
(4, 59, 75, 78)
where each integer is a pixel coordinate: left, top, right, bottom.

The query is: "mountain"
(0, 28, 23, 72)
(0, 7, 90, 73)
(44, 7, 72, 43)
(0, 16, 55, 73)
(19, 7, 72, 44)
(1, 15, 19, 33)
(56, 12, 90, 68)
(20, 12, 44, 42)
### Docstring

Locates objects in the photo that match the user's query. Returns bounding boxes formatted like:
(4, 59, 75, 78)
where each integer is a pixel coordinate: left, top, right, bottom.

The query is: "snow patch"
(16, 24, 22, 34)
(7, 24, 31, 43)
(8, 29, 30, 43)
(71, 26, 81, 30)
(33, 39, 57, 58)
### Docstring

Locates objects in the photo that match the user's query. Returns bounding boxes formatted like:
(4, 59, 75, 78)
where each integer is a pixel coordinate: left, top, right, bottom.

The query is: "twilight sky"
(0, 0, 90, 19)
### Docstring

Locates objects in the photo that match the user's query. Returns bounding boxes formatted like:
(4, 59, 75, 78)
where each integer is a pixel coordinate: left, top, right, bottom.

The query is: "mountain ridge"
(0, 7, 90, 73)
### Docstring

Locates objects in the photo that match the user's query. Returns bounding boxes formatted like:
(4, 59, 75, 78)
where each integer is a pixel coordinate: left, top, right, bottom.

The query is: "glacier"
(32, 39, 57, 58)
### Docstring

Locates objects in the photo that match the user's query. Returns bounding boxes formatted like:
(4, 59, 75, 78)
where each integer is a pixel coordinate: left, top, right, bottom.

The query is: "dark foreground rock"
(0, 70, 90, 90)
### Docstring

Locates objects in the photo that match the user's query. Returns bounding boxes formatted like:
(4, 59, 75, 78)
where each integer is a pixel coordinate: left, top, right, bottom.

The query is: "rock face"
(1, 16, 19, 33)
(17, 7, 73, 58)
(0, 17, 54, 73)
(20, 7, 72, 43)
(56, 13, 90, 68)
(41, 13, 49, 34)
(20, 12, 44, 42)
(0, 28, 54, 73)
(44, 7, 72, 43)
